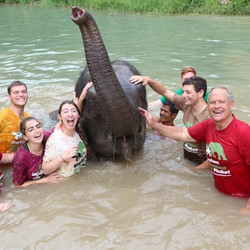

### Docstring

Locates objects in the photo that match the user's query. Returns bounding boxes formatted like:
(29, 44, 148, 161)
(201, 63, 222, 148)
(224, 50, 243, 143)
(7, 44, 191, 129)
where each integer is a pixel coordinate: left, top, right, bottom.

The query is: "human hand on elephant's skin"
(138, 107, 155, 127)
(73, 81, 93, 111)
(129, 75, 150, 86)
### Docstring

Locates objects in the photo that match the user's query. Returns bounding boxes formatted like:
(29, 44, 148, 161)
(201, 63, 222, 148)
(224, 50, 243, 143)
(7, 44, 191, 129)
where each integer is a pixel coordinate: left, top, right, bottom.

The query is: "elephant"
(71, 6, 148, 160)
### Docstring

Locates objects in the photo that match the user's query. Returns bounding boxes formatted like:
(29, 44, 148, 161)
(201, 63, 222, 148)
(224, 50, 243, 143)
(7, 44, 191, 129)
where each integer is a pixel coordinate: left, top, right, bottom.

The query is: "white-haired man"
(138, 86, 250, 214)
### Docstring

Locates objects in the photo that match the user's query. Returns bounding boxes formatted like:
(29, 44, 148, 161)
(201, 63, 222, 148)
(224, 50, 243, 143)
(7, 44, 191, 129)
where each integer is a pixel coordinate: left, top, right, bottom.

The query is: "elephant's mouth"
(121, 136, 131, 161)
(111, 128, 144, 160)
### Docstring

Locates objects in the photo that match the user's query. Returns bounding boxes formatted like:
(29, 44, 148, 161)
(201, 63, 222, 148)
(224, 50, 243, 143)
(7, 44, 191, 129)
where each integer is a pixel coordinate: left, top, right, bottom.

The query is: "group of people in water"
(130, 67, 250, 215)
(0, 66, 250, 215)
(0, 80, 92, 211)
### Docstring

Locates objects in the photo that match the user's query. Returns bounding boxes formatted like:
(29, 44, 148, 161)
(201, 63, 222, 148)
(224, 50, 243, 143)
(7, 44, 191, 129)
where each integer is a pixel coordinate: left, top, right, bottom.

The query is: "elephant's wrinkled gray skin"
(71, 7, 147, 160)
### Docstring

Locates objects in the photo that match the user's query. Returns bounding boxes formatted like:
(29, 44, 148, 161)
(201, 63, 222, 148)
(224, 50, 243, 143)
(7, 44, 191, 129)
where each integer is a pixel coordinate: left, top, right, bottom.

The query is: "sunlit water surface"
(0, 6, 249, 249)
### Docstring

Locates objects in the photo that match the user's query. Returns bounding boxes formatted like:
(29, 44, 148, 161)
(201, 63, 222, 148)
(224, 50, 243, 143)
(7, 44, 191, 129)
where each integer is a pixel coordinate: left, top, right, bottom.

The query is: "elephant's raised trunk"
(71, 7, 139, 138)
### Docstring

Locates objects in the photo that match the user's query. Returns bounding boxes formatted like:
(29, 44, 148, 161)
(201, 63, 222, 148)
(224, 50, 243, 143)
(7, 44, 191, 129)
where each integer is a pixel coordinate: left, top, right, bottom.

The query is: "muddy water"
(0, 6, 249, 249)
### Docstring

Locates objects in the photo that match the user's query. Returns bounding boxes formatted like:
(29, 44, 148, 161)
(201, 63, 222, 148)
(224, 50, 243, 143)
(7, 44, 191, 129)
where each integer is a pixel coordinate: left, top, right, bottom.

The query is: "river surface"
(0, 6, 250, 249)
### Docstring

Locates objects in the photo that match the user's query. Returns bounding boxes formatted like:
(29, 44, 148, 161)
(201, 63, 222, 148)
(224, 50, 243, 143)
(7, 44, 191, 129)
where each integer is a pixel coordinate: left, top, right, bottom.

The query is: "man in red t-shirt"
(139, 86, 250, 215)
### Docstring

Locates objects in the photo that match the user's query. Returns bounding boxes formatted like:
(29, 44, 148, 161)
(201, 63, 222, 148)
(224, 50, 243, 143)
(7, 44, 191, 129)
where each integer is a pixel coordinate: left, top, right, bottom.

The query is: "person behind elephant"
(160, 99, 179, 125)
(130, 75, 210, 168)
(148, 67, 209, 108)
(0, 81, 30, 154)
(138, 86, 250, 215)
(153, 99, 179, 136)
(42, 100, 87, 177)
(12, 117, 64, 187)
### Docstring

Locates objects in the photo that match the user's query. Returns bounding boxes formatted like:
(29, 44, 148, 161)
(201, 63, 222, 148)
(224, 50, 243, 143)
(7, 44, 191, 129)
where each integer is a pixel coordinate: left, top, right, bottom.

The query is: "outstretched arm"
(0, 153, 14, 164)
(15, 173, 65, 187)
(138, 107, 195, 142)
(196, 159, 210, 169)
(186, 159, 210, 172)
(130, 75, 175, 103)
(240, 197, 250, 216)
(73, 81, 93, 111)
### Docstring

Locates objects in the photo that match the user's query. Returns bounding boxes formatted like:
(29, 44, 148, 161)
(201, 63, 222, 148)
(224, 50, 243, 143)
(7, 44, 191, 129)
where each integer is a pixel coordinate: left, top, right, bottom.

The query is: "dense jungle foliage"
(1, 0, 250, 15)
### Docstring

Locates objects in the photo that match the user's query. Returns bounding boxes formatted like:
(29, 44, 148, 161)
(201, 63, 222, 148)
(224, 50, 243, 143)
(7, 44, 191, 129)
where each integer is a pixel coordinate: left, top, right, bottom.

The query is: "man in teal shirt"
(149, 66, 209, 108)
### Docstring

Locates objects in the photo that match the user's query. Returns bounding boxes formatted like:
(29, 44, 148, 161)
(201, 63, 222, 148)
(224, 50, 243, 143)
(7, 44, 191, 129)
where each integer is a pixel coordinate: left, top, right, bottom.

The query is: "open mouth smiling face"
(33, 133, 43, 141)
(60, 104, 80, 130)
(208, 88, 234, 124)
(25, 120, 44, 143)
(65, 118, 77, 128)
(9, 85, 28, 106)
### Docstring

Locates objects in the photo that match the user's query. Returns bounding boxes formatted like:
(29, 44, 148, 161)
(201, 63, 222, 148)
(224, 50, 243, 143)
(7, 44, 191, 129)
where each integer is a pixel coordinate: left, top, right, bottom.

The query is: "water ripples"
(1, 6, 250, 249)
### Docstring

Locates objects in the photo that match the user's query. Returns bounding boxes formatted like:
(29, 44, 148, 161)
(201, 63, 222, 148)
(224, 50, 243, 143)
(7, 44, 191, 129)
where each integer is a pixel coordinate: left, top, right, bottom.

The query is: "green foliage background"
(2, 0, 250, 15)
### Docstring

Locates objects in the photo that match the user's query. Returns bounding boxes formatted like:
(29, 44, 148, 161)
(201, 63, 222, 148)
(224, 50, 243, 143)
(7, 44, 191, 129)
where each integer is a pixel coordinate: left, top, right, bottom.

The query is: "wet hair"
(209, 85, 234, 103)
(58, 100, 80, 115)
(7, 81, 27, 95)
(181, 67, 197, 78)
(182, 76, 207, 98)
(20, 117, 41, 136)
(163, 99, 179, 115)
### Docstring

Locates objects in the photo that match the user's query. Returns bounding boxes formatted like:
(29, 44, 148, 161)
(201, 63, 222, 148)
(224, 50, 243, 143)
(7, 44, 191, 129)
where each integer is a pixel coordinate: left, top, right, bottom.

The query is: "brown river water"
(0, 6, 250, 249)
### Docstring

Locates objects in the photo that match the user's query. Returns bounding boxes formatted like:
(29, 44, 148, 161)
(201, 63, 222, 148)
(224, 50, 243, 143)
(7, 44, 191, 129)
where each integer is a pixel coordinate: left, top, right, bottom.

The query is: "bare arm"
(196, 159, 210, 169)
(239, 165, 250, 215)
(0, 202, 11, 212)
(138, 107, 196, 142)
(42, 155, 64, 175)
(0, 153, 15, 164)
(16, 173, 64, 187)
(42, 146, 78, 175)
(130, 75, 175, 103)
(186, 159, 210, 172)
(73, 81, 93, 111)
(239, 197, 250, 216)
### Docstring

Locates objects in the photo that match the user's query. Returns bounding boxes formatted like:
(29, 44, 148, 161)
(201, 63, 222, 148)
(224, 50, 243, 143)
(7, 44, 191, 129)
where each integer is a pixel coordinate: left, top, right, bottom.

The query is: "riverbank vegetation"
(2, 0, 250, 15)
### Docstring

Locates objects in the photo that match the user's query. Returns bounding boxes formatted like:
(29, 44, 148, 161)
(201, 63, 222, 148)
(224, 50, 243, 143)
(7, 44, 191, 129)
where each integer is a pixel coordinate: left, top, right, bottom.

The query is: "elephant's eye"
(87, 100, 95, 107)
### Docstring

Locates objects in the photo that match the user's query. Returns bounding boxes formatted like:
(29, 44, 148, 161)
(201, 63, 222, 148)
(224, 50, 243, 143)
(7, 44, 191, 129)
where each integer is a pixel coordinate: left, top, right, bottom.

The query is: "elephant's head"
(71, 7, 147, 160)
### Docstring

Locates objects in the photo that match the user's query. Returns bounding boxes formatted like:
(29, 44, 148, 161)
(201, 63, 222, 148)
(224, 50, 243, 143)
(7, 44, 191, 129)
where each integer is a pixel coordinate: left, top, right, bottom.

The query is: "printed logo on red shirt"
(206, 142, 227, 161)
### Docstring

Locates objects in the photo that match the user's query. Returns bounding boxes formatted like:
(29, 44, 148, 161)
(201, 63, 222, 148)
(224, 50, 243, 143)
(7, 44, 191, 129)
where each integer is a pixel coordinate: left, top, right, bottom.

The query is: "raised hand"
(129, 75, 150, 86)
(138, 107, 155, 127)
(73, 81, 93, 111)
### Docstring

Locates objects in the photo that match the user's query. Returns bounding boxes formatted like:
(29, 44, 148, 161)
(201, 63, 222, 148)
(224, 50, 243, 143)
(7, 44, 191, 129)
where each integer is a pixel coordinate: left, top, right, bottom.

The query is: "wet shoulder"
(231, 116, 250, 133)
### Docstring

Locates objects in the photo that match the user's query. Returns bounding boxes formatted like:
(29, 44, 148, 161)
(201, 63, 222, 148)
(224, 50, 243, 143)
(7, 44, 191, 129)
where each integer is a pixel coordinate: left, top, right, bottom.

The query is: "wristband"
(60, 154, 66, 163)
